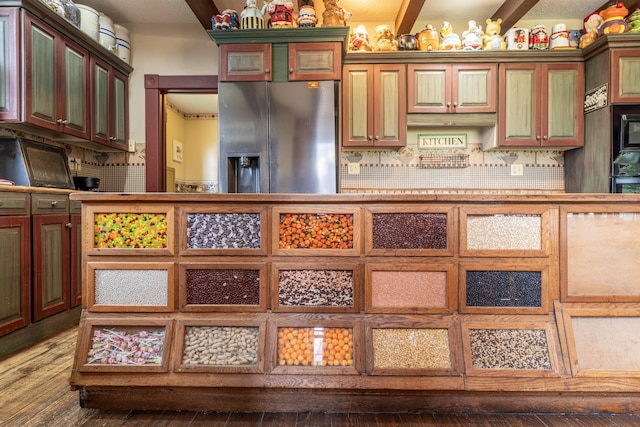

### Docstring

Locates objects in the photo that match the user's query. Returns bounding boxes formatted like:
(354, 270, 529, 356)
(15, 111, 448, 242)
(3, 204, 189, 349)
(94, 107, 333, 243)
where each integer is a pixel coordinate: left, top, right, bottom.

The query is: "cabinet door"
(611, 49, 640, 103)
(219, 43, 271, 81)
(374, 64, 406, 147)
(23, 13, 58, 130)
(288, 42, 341, 81)
(90, 56, 128, 149)
(453, 64, 496, 113)
(407, 64, 449, 113)
(0, 216, 30, 336)
(0, 8, 19, 121)
(499, 63, 540, 147)
(343, 64, 373, 146)
(70, 214, 82, 307)
(112, 70, 128, 148)
(32, 214, 70, 322)
(91, 56, 110, 145)
(60, 38, 90, 139)
(543, 63, 584, 148)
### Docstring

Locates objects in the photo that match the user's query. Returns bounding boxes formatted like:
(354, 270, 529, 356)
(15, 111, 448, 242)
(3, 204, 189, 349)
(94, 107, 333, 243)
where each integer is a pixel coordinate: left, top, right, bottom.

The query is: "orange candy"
(277, 327, 353, 367)
(278, 213, 354, 249)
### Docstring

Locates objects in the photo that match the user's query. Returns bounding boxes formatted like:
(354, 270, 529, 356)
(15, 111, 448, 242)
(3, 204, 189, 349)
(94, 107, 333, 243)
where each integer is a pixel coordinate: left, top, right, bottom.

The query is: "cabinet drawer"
(0, 192, 30, 215)
(70, 199, 82, 214)
(31, 194, 69, 214)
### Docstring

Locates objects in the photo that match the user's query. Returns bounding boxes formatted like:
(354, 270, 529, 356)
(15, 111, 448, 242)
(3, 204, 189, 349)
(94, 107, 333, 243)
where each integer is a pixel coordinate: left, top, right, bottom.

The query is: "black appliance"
(0, 137, 75, 189)
(611, 105, 640, 193)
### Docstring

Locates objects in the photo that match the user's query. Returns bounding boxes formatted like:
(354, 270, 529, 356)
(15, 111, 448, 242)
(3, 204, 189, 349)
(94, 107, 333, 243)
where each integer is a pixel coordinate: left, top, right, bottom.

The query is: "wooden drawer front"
(31, 194, 68, 214)
(70, 199, 82, 214)
(0, 193, 30, 215)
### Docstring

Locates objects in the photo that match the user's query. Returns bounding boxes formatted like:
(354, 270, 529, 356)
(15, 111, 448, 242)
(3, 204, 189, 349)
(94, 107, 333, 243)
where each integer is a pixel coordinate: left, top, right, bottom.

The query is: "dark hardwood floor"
(2, 326, 640, 427)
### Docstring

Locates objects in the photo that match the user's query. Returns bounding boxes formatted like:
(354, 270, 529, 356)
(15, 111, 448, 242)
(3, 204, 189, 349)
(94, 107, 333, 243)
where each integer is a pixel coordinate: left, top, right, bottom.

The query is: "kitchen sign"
(418, 133, 467, 149)
(584, 84, 607, 114)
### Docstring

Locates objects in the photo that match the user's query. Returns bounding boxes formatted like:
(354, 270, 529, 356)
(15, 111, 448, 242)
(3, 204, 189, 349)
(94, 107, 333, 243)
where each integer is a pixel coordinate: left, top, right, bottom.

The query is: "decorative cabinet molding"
(342, 63, 406, 147)
(408, 63, 496, 114)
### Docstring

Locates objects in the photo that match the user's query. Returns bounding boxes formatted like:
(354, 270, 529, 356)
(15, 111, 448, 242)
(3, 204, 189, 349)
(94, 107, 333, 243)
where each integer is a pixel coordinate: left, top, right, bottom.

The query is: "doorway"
(144, 74, 218, 192)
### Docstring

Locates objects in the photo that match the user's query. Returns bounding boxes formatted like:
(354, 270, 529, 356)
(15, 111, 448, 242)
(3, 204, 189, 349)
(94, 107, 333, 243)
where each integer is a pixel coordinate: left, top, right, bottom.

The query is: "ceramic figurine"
(241, 0, 265, 29)
(579, 12, 603, 48)
(397, 34, 418, 50)
(439, 21, 461, 50)
(549, 23, 570, 49)
(349, 25, 373, 51)
(212, 9, 239, 30)
(462, 20, 484, 50)
(297, 0, 317, 27)
(598, 2, 628, 35)
(417, 24, 439, 51)
(628, 9, 640, 33)
(373, 24, 398, 51)
(321, 0, 351, 27)
(483, 18, 505, 50)
(529, 24, 548, 50)
(568, 30, 584, 47)
(264, 0, 295, 28)
(506, 27, 528, 50)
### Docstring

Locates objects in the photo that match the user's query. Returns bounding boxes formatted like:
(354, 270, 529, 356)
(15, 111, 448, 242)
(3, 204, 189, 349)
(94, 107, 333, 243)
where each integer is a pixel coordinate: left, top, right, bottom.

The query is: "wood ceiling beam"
(395, 0, 427, 35)
(491, 0, 540, 33)
(185, 0, 219, 30)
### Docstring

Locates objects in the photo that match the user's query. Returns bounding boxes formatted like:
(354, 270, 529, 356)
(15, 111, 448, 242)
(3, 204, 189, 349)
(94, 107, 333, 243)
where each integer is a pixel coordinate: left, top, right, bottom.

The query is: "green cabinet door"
(0, 8, 18, 121)
(92, 59, 110, 143)
(25, 14, 57, 127)
(0, 216, 30, 336)
(113, 71, 128, 147)
(62, 40, 90, 139)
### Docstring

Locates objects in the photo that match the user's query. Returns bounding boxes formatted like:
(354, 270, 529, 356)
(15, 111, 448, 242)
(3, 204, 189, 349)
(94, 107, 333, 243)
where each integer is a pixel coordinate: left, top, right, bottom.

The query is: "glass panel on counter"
(278, 213, 354, 249)
(277, 327, 353, 367)
(86, 326, 165, 366)
(187, 213, 261, 249)
(372, 213, 447, 249)
(95, 269, 168, 306)
(278, 270, 354, 307)
(94, 213, 167, 248)
(372, 328, 451, 370)
(466, 214, 541, 250)
(186, 269, 261, 305)
(182, 326, 259, 366)
(371, 271, 446, 308)
(466, 271, 541, 307)
(468, 328, 551, 370)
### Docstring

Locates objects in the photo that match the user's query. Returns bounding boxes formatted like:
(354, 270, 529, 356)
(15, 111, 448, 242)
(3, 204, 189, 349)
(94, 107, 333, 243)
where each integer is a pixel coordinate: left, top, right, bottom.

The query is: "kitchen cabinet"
(0, 193, 30, 337)
(219, 41, 341, 82)
(497, 63, 584, 149)
(407, 63, 496, 114)
(23, 11, 90, 140)
(90, 56, 128, 150)
(0, 8, 18, 122)
(342, 63, 406, 147)
(31, 193, 70, 322)
(610, 49, 640, 103)
(70, 200, 82, 307)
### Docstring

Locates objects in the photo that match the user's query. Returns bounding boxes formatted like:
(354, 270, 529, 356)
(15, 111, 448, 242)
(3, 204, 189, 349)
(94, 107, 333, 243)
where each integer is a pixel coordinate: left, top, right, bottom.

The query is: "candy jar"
(598, 2, 628, 35)
(241, 0, 265, 29)
(349, 25, 373, 52)
(373, 24, 398, 51)
(462, 20, 483, 50)
(579, 12, 603, 48)
(417, 24, 439, 51)
(529, 24, 548, 50)
(297, 0, 317, 27)
(440, 21, 461, 50)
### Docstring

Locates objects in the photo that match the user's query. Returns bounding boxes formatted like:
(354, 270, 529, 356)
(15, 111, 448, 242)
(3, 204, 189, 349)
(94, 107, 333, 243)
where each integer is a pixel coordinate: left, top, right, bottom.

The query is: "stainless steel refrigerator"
(218, 80, 338, 193)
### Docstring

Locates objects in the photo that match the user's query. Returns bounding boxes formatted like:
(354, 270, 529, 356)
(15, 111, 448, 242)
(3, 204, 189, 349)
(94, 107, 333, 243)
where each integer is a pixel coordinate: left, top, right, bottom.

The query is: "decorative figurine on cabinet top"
(579, 12, 603, 48)
(549, 23, 570, 49)
(462, 20, 484, 50)
(529, 24, 549, 49)
(506, 27, 528, 50)
(297, 0, 317, 27)
(417, 24, 440, 51)
(440, 21, 461, 50)
(349, 25, 373, 51)
(628, 8, 640, 33)
(264, 0, 295, 28)
(213, 9, 240, 30)
(598, 2, 628, 35)
(241, 0, 265, 29)
(483, 18, 505, 50)
(321, 0, 351, 27)
(373, 24, 398, 51)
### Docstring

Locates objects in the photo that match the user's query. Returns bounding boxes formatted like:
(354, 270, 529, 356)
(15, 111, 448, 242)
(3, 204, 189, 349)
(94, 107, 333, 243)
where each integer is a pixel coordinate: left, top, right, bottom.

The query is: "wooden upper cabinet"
(342, 64, 406, 147)
(90, 56, 128, 150)
(610, 49, 640, 103)
(498, 62, 584, 149)
(219, 43, 272, 82)
(23, 11, 90, 139)
(288, 42, 341, 81)
(408, 63, 496, 114)
(0, 8, 19, 122)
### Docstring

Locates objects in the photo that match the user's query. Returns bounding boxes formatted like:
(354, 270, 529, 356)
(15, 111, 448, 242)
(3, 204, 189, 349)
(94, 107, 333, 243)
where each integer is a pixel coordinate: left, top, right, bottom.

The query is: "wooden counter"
(68, 192, 640, 413)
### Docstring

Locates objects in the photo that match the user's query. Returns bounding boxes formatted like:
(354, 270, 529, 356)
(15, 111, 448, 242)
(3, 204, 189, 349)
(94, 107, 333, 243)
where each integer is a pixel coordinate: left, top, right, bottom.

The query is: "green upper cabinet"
(0, 8, 19, 122)
(23, 11, 89, 140)
(90, 55, 128, 150)
(498, 62, 584, 149)
(408, 63, 496, 114)
(610, 49, 640, 103)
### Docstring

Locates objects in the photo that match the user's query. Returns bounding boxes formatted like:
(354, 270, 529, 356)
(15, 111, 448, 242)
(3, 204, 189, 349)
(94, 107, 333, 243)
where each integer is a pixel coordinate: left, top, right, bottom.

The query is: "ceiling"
(74, 0, 640, 114)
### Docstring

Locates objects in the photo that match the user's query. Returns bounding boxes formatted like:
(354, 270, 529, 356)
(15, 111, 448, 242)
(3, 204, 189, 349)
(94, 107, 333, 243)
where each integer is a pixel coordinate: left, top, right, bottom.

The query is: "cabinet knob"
(453, 102, 458, 108)
(536, 136, 541, 141)
(289, 68, 294, 73)
(543, 136, 548, 140)
(109, 137, 116, 141)
(368, 135, 373, 141)
(264, 68, 270, 74)
(56, 119, 68, 124)
(66, 222, 72, 229)
(51, 201, 58, 207)
(446, 102, 451, 108)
